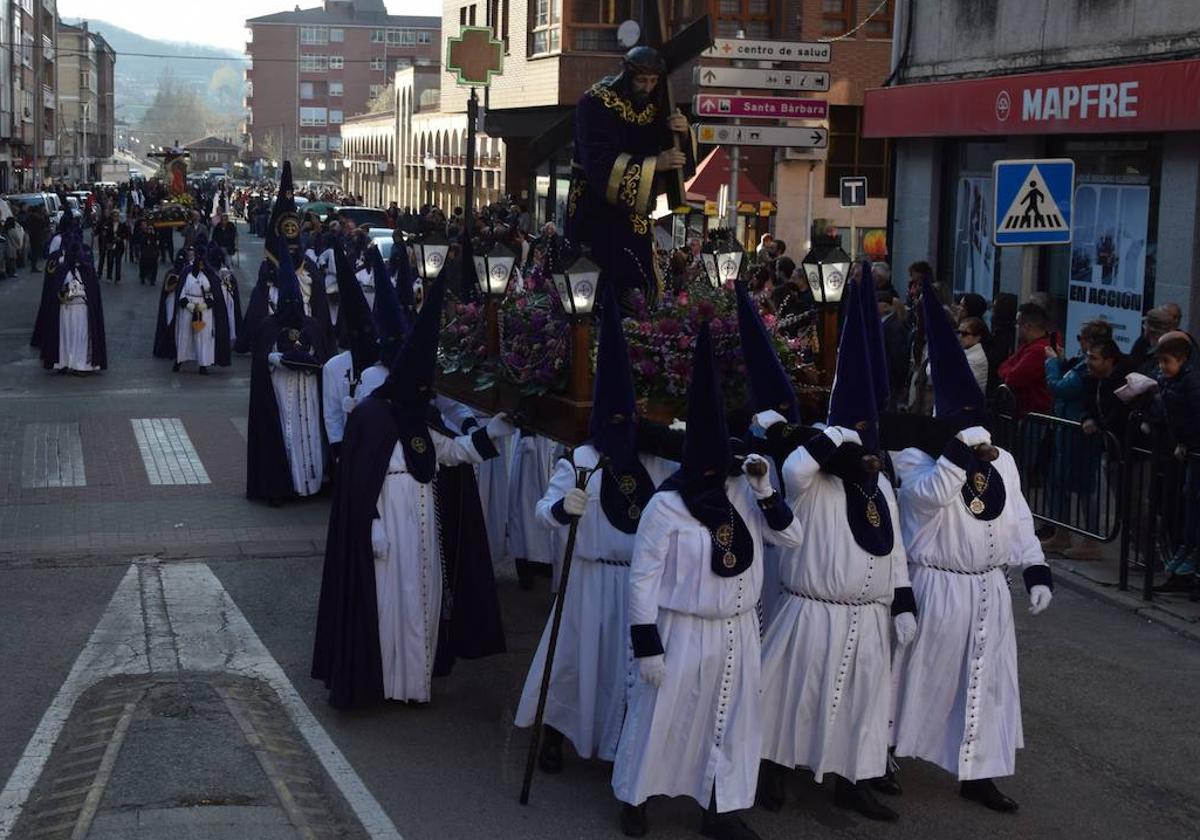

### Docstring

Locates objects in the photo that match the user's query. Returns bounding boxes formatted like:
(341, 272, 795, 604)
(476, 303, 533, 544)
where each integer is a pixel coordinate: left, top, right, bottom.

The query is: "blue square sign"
(992, 158, 1075, 246)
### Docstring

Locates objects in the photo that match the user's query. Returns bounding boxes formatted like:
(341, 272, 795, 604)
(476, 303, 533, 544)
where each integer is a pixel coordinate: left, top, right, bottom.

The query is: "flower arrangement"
(497, 291, 570, 396)
(438, 297, 488, 379)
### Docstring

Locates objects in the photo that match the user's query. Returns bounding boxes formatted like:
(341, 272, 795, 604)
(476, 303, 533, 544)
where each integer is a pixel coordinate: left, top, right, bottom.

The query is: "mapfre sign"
(863, 57, 1200, 137)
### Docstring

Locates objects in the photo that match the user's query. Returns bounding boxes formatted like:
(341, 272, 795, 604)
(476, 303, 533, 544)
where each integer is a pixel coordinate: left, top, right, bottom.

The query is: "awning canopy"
(684, 146, 770, 205)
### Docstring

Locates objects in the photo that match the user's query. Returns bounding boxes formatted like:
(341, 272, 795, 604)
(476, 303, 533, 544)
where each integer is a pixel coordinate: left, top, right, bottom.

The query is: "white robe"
(175, 271, 216, 366)
(221, 269, 238, 344)
(515, 446, 676, 760)
(56, 273, 95, 372)
(268, 356, 324, 496)
(612, 479, 805, 813)
(357, 266, 376, 311)
(317, 248, 339, 326)
(759, 441, 910, 783)
(321, 352, 387, 445)
(371, 428, 493, 702)
(890, 446, 1048, 780)
(506, 432, 563, 577)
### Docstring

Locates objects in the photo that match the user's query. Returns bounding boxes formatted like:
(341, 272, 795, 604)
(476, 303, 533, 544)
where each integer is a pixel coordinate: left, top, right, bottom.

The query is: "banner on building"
(1065, 183, 1150, 356)
(952, 176, 997, 299)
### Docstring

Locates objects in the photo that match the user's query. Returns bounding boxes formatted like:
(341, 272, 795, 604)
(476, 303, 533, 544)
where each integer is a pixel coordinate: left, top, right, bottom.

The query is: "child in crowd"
(1154, 333, 1200, 597)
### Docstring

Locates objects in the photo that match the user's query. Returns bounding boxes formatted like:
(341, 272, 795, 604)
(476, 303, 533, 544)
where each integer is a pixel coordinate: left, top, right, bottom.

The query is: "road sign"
(445, 26, 504, 87)
(697, 123, 827, 149)
(758, 200, 776, 217)
(703, 199, 718, 217)
(694, 66, 830, 92)
(703, 38, 831, 63)
(694, 94, 827, 120)
(840, 176, 868, 208)
(992, 158, 1075, 245)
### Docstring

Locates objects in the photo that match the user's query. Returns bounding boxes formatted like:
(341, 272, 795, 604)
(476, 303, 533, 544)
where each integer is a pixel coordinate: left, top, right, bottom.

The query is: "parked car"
(5, 193, 59, 233)
(333, 206, 389, 232)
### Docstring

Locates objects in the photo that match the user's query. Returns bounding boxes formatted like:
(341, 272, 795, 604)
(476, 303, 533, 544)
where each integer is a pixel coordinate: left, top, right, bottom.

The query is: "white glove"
(824, 426, 862, 448)
(342, 396, 357, 415)
(752, 409, 787, 432)
(486, 413, 514, 439)
(1029, 584, 1053, 615)
(955, 426, 992, 448)
(267, 351, 283, 367)
(196, 301, 207, 313)
(638, 654, 666, 688)
(742, 454, 774, 499)
(562, 487, 588, 517)
(370, 520, 388, 560)
(186, 301, 196, 313)
(893, 612, 917, 646)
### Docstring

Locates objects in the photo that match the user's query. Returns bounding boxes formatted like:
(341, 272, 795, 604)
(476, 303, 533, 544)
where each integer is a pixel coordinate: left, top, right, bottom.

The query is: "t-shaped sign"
(839, 176, 868, 208)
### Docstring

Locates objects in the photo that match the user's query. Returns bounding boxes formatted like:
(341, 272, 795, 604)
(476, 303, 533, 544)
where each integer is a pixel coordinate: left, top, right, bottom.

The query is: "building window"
(371, 57, 386, 71)
(329, 109, 344, 124)
(821, 0, 853, 36)
(330, 27, 344, 42)
(300, 26, 328, 44)
(418, 30, 433, 45)
(299, 135, 327, 152)
(530, 0, 561, 56)
(329, 81, 344, 97)
(713, 0, 774, 38)
(863, 0, 894, 38)
(369, 84, 383, 98)
(371, 29, 384, 42)
(328, 136, 342, 151)
(824, 105, 889, 199)
(300, 82, 314, 99)
(329, 55, 344, 69)
(300, 54, 329, 72)
(386, 28, 417, 46)
(300, 107, 328, 126)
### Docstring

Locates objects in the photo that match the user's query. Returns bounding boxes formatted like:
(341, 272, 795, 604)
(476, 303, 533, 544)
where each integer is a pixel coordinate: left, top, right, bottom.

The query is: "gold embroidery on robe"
(629, 213, 650, 235)
(589, 83, 658, 126)
(606, 153, 633, 205)
(635, 155, 657, 215)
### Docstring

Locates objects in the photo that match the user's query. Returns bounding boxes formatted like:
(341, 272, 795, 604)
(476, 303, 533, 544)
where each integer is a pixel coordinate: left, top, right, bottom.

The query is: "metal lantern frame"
(800, 235, 852, 305)
(477, 242, 516, 299)
(551, 253, 601, 319)
(700, 237, 745, 289)
(413, 230, 450, 280)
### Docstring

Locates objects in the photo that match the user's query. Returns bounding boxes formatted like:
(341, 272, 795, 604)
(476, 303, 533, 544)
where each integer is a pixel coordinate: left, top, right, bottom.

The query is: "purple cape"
(36, 260, 107, 370)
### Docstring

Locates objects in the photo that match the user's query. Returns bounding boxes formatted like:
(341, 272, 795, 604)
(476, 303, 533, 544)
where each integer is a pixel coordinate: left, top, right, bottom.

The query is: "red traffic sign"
(694, 94, 827, 120)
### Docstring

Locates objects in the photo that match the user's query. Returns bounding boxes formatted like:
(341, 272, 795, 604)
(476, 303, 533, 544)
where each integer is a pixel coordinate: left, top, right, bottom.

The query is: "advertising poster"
(952, 176, 997, 298)
(1065, 184, 1150, 356)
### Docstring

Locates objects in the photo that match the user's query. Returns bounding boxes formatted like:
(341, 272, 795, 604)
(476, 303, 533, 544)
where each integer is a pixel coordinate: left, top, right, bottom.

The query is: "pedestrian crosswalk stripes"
(130, 418, 212, 486)
(20, 423, 87, 488)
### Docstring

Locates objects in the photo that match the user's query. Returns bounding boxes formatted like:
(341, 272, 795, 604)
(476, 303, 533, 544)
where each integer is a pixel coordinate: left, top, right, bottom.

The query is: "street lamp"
(550, 249, 602, 403)
(700, 235, 744, 290)
(423, 155, 436, 209)
(317, 159, 326, 172)
(304, 158, 312, 170)
(800, 233, 852, 385)
(412, 229, 449, 280)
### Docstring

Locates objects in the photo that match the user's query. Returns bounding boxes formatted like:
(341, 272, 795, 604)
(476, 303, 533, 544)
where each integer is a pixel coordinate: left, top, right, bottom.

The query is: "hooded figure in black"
(35, 234, 107, 372)
(611, 321, 801, 840)
(886, 273, 1053, 815)
(208, 240, 243, 345)
(513, 280, 679, 773)
(310, 273, 512, 709)
(245, 242, 331, 504)
(755, 272, 915, 824)
(237, 161, 302, 354)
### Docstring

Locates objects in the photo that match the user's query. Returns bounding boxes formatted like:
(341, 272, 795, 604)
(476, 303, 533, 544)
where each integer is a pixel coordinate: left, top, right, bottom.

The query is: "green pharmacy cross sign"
(446, 26, 504, 87)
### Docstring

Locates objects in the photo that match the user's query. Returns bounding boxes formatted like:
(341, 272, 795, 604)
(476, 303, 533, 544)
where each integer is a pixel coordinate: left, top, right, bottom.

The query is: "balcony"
(42, 37, 54, 61)
(43, 86, 54, 109)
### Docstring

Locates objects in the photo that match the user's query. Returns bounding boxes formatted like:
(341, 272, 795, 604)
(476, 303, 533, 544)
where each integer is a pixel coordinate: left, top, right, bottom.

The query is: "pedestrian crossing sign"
(992, 158, 1075, 246)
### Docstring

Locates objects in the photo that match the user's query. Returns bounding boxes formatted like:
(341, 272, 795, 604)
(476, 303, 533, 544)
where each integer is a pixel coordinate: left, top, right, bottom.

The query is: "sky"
(56, 0, 443, 53)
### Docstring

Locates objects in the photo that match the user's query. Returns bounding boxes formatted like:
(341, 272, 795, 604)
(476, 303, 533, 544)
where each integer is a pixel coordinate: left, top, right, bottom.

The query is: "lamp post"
(551, 251, 602, 403)
(471, 242, 516, 357)
(423, 155, 436, 210)
(800, 234, 851, 385)
(699, 234, 745, 290)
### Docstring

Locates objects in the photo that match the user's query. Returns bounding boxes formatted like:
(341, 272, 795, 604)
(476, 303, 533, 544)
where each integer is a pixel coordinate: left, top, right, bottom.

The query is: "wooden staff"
(519, 453, 604, 805)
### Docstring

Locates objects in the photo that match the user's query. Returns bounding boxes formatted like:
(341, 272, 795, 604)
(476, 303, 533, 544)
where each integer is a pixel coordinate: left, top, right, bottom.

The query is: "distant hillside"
(62, 18, 245, 126)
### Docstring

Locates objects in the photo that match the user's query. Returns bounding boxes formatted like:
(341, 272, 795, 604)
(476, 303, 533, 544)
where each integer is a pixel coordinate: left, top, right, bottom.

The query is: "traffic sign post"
(697, 124, 827, 148)
(693, 66, 830, 92)
(703, 38, 831, 63)
(839, 177, 868, 259)
(444, 27, 505, 238)
(694, 94, 827, 120)
(992, 158, 1075, 302)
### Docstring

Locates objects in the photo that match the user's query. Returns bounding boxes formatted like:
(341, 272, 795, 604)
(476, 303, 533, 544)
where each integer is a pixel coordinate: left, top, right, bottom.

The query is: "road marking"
(0, 560, 402, 840)
(20, 423, 86, 488)
(130, 418, 211, 485)
(231, 416, 249, 441)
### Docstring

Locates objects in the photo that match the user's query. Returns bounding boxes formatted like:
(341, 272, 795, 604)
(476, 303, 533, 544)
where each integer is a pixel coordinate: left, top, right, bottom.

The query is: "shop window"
(821, 0, 852, 36)
(824, 105, 889, 199)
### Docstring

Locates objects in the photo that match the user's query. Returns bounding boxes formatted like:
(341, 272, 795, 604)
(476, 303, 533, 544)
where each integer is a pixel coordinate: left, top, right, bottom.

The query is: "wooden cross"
(642, 5, 713, 211)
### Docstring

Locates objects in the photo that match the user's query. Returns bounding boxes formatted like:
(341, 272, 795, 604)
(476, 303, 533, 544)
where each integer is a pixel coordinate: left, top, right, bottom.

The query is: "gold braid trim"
(606, 153, 633, 205)
(635, 155, 657, 215)
(567, 178, 585, 218)
(618, 163, 642, 209)
(629, 213, 650, 235)
(589, 83, 658, 126)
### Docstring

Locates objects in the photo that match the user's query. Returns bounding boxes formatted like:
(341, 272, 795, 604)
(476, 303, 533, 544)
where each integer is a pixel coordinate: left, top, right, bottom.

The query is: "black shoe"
(960, 779, 1018, 813)
(869, 773, 903, 796)
(537, 726, 564, 774)
(700, 811, 762, 840)
(834, 777, 899, 822)
(1153, 574, 1193, 594)
(198, 366, 209, 375)
(515, 558, 535, 591)
(619, 803, 647, 838)
(756, 762, 785, 812)
(171, 362, 182, 373)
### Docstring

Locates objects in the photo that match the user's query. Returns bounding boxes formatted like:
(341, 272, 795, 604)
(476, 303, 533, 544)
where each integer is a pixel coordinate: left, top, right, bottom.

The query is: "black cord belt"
(592, 557, 631, 567)
(782, 585, 883, 607)
(913, 561, 1003, 576)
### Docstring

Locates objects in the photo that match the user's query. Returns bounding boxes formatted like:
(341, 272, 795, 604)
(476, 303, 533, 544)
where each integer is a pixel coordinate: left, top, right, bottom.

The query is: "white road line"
(129, 419, 211, 486)
(20, 423, 87, 488)
(230, 417, 248, 442)
(0, 560, 402, 840)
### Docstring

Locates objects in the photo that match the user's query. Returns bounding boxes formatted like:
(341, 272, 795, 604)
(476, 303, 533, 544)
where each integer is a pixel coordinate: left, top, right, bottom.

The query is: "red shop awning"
(684, 146, 771, 205)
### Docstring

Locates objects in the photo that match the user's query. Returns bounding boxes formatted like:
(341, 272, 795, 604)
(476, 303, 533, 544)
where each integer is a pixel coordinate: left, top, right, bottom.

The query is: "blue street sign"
(992, 158, 1075, 246)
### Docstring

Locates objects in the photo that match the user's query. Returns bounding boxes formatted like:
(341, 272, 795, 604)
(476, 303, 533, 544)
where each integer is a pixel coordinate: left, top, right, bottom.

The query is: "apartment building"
(244, 0, 440, 171)
(56, 20, 116, 183)
(10, 0, 59, 189)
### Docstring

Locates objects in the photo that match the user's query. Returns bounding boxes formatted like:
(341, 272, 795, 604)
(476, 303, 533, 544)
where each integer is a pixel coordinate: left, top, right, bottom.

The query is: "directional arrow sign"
(693, 66, 830, 92)
(702, 38, 831, 63)
(694, 94, 827, 120)
(697, 123, 828, 149)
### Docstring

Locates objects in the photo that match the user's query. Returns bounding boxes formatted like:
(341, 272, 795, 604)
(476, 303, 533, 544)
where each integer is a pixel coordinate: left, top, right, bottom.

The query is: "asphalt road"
(0, 225, 1198, 839)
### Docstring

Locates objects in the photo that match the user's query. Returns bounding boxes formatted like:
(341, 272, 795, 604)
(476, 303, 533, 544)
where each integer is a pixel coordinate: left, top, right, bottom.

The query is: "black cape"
(245, 312, 330, 501)
(36, 259, 107, 370)
(235, 261, 275, 354)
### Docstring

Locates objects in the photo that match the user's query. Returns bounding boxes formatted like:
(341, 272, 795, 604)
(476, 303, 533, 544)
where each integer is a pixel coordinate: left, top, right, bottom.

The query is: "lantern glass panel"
(551, 271, 573, 315)
(700, 252, 718, 288)
(565, 256, 600, 315)
(718, 250, 742, 282)
(484, 246, 516, 297)
(823, 260, 849, 303)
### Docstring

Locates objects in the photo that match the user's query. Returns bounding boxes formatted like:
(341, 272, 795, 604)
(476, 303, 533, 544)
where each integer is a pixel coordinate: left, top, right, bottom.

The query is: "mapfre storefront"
(864, 58, 1200, 347)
